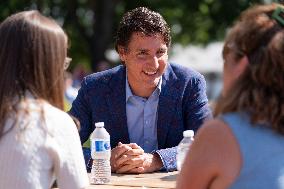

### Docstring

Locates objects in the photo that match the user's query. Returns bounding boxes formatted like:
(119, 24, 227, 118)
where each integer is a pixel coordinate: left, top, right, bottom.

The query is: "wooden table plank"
(90, 171, 177, 189)
(53, 171, 178, 189)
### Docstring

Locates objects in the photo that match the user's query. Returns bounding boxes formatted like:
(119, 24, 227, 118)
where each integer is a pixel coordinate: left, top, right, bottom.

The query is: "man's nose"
(147, 56, 159, 69)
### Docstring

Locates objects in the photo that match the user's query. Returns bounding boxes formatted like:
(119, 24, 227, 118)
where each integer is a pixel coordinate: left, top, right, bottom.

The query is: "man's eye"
(138, 51, 147, 55)
(137, 52, 148, 58)
(157, 51, 166, 56)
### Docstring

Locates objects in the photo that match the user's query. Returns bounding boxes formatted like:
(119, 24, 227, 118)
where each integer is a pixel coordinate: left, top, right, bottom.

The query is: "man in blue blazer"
(70, 7, 212, 173)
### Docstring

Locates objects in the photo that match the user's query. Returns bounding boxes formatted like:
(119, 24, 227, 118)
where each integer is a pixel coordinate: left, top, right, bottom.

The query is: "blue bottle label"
(92, 140, 110, 152)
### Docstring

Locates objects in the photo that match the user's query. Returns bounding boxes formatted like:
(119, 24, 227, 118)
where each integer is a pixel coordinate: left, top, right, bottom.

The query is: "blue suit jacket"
(70, 63, 212, 171)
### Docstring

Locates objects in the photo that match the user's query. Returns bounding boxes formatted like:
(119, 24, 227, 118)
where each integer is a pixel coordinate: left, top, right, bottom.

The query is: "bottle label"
(91, 159, 111, 184)
(91, 140, 110, 152)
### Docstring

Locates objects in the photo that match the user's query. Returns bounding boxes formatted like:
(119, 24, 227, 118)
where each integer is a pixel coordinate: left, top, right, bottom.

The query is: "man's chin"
(144, 81, 159, 89)
(142, 76, 161, 86)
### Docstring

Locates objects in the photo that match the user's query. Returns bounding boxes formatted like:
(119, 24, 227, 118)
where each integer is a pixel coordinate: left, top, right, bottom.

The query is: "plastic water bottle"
(176, 130, 194, 171)
(90, 122, 111, 184)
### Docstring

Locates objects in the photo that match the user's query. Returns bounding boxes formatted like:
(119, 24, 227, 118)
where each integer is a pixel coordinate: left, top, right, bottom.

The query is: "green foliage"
(0, 0, 267, 71)
(117, 0, 264, 45)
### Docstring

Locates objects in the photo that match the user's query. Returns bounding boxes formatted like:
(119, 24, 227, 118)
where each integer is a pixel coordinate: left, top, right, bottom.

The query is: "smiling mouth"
(143, 70, 158, 76)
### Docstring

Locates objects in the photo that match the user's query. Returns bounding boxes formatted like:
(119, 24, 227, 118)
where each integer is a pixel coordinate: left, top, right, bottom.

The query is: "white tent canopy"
(169, 42, 224, 73)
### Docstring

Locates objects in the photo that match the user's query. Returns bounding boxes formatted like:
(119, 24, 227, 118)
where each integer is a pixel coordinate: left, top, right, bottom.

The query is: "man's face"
(118, 32, 168, 97)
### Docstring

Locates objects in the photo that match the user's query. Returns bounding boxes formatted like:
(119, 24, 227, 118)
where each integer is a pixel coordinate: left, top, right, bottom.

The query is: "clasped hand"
(110, 142, 162, 173)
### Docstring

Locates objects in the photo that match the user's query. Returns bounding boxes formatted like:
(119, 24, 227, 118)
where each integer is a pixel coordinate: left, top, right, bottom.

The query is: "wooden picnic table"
(88, 171, 177, 189)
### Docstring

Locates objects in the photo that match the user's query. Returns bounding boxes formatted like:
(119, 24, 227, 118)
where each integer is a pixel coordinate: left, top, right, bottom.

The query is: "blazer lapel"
(106, 66, 130, 148)
(157, 64, 179, 149)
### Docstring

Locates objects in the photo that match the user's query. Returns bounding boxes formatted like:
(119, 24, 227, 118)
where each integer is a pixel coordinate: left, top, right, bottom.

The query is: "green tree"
(1, 0, 267, 72)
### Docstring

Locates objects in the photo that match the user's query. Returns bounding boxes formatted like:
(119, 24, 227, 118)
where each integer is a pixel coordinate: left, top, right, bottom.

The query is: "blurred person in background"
(72, 64, 89, 89)
(70, 7, 212, 173)
(176, 3, 284, 189)
(64, 71, 79, 111)
(0, 10, 89, 189)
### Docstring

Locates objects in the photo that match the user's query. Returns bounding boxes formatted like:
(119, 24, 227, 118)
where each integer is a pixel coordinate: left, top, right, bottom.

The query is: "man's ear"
(117, 46, 127, 62)
(235, 55, 249, 76)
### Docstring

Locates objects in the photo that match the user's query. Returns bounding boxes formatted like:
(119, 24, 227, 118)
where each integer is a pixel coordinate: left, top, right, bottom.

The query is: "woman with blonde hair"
(0, 11, 89, 189)
(177, 3, 284, 189)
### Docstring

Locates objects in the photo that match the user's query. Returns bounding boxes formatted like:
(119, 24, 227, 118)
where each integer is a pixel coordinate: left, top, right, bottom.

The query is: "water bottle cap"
(183, 130, 194, 137)
(95, 122, 104, 127)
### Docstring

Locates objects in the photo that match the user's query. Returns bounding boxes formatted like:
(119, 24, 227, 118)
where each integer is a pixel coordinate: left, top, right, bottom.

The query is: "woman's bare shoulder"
(176, 118, 242, 189)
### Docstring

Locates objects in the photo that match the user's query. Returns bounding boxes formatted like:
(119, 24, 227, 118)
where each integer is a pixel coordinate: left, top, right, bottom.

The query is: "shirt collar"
(125, 74, 133, 102)
(125, 71, 162, 102)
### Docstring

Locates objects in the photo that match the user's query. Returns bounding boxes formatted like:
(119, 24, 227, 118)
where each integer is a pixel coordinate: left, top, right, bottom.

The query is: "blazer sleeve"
(156, 74, 212, 172)
(69, 78, 94, 172)
(183, 74, 212, 131)
(69, 78, 93, 144)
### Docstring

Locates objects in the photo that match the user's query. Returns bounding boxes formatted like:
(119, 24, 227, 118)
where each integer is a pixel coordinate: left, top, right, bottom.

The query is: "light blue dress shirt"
(125, 75, 162, 153)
